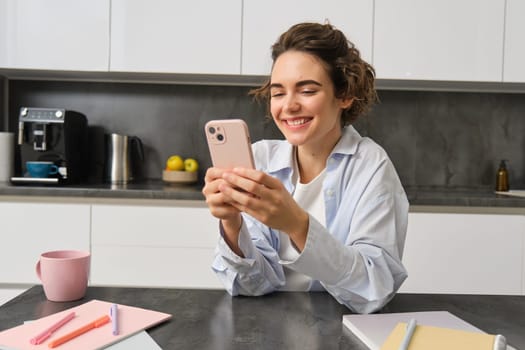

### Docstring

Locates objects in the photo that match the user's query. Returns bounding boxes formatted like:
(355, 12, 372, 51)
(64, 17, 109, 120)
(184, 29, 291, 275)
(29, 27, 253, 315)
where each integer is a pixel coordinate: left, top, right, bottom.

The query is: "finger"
(221, 172, 266, 199)
(205, 191, 240, 217)
(204, 167, 229, 183)
(202, 178, 221, 196)
(231, 167, 282, 189)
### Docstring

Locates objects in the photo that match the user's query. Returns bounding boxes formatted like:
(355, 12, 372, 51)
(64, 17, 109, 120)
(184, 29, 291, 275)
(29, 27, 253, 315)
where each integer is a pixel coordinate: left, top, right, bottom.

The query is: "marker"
(48, 315, 110, 348)
(398, 318, 417, 350)
(29, 311, 75, 345)
(110, 304, 119, 335)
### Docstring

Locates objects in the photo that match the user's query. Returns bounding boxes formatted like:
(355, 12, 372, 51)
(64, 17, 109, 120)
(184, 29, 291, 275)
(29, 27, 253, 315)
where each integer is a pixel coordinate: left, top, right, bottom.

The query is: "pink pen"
(29, 311, 75, 345)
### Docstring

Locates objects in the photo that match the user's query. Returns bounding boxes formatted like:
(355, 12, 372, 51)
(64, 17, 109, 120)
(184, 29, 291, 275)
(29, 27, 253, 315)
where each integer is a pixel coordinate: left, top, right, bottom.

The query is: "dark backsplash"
(5, 80, 525, 189)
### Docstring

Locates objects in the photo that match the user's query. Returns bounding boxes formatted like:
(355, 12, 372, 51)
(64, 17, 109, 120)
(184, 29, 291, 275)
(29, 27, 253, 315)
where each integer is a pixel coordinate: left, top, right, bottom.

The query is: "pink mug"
(36, 250, 90, 302)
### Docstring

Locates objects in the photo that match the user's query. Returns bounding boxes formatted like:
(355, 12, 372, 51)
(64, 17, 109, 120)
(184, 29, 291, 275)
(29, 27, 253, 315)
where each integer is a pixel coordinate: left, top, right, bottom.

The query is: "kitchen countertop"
(0, 180, 204, 201)
(1, 286, 525, 349)
(1, 181, 525, 208)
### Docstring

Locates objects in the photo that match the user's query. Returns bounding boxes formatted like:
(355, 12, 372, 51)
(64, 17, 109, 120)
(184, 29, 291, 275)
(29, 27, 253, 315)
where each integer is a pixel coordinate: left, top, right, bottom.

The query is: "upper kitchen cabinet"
(110, 0, 242, 75)
(242, 1, 373, 76)
(0, 0, 109, 71)
(374, 0, 505, 82)
(503, 0, 525, 82)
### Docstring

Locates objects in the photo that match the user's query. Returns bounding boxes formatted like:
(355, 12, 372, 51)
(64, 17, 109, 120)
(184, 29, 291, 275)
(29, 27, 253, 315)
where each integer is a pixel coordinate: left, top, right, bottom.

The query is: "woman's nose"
(283, 94, 300, 113)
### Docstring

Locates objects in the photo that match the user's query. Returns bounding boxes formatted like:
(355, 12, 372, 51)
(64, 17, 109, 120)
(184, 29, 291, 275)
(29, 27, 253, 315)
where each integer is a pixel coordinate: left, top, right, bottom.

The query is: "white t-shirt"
(278, 165, 326, 291)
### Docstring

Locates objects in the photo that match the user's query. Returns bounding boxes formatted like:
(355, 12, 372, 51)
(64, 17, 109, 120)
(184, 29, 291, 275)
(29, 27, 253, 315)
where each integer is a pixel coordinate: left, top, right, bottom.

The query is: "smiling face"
(269, 50, 352, 154)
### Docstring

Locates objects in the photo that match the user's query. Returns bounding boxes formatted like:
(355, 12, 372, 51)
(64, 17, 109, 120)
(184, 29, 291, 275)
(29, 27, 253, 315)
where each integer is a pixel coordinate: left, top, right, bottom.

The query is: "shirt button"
(326, 189, 334, 197)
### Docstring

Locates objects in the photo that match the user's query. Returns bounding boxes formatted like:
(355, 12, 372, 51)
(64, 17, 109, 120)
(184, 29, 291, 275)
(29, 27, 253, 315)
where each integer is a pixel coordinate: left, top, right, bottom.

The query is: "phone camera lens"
(217, 134, 224, 141)
(208, 127, 216, 134)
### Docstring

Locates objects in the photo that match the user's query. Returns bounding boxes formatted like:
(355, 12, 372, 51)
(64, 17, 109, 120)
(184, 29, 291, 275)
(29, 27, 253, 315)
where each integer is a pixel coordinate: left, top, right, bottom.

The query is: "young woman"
(202, 22, 408, 314)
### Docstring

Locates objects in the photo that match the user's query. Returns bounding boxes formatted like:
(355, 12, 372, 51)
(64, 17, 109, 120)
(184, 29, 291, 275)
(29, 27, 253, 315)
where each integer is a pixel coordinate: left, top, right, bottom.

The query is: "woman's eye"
(271, 92, 284, 98)
(301, 90, 316, 95)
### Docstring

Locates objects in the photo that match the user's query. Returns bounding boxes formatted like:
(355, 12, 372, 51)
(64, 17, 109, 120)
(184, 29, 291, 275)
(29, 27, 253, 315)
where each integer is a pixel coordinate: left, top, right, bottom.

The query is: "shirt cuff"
(282, 214, 352, 284)
(217, 218, 256, 269)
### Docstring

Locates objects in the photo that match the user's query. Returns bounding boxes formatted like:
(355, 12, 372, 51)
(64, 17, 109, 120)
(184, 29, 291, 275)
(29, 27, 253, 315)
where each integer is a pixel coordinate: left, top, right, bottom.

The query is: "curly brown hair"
(250, 22, 377, 126)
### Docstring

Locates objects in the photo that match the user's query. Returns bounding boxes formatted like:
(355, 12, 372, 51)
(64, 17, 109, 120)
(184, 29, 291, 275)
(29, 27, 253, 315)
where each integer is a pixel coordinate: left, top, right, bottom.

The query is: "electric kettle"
(105, 133, 144, 184)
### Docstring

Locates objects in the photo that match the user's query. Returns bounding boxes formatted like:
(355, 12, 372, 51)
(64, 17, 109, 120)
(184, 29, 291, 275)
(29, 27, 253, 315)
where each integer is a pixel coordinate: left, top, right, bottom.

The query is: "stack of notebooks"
(343, 311, 512, 350)
(0, 300, 171, 350)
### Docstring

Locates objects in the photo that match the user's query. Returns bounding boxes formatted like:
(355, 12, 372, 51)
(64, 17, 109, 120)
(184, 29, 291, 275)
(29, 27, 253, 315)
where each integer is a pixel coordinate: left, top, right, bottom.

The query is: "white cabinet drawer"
(91, 245, 221, 289)
(0, 202, 90, 284)
(503, 0, 525, 82)
(374, 0, 505, 81)
(400, 212, 523, 295)
(110, 0, 242, 74)
(242, 0, 373, 75)
(91, 204, 219, 247)
(91, 203, 221, 288)
(0, 0, 110, 71)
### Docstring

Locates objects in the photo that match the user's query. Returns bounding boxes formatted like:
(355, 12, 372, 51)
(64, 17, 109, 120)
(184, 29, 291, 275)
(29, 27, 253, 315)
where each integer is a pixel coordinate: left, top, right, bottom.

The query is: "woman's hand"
(219, 167, 309, 251)
(202, 167, 244, 256)
(202, 167, 242, 221)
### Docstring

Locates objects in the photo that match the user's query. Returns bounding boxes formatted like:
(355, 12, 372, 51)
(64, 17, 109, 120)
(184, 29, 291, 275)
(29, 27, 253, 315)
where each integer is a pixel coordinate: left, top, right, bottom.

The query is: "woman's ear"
(340, 97, 354, 109)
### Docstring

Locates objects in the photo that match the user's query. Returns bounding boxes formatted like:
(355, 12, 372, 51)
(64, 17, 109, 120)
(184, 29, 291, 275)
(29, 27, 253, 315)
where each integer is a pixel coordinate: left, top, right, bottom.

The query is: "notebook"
(106, 330, 162, 350)
(0, 299, 171, 350)
(343, 311, 513, 350)
(380, 321, 504, 350)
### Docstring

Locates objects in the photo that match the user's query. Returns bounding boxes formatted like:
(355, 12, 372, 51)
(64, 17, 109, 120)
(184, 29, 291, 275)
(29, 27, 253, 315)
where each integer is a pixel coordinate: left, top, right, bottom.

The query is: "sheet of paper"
(380, 322, 495, 350)
(495, 190, 525, 198)
(106, 330, 162, 350)
(0, 300, 171, 350)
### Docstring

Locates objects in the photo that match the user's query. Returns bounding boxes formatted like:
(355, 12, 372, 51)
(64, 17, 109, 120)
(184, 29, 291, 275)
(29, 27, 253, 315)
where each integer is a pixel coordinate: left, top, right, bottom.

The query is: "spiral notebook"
(0, 299, 171, 350)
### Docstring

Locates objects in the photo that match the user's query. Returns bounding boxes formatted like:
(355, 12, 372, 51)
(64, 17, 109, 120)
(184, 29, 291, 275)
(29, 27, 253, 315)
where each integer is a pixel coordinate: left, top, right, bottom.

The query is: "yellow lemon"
(184, 158, 199, 172)
(166, 155, 184, 171)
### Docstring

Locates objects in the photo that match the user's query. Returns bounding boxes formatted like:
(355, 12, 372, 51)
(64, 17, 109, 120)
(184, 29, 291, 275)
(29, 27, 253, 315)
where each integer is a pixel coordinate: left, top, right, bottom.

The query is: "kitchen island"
(1, 286, 524, 349)
(1, 182, 525, 305)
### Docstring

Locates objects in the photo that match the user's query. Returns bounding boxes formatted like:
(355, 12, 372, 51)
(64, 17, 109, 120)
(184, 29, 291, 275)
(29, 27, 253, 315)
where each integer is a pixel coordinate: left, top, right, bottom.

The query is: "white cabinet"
(523, 227, 525, 294)
(110, 0, 242, 74)
(400, 212, 524, 295)
(0, 286, 27, 306)
(503, 0, 525, 82)
(90, 203, 222, 289)
(0, 202, 90, 284)
(242, 0, 373, 75)
(374, 0, 505, 82)
(0, 0, 109, 71)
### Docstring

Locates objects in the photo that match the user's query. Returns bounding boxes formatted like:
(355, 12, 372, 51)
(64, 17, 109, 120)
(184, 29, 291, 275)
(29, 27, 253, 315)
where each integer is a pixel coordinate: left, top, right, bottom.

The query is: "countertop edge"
(2, 182, 525, 211)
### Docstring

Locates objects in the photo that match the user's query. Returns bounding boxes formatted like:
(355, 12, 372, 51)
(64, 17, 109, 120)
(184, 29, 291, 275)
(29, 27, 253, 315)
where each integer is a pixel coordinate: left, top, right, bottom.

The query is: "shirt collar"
(331, 125, 362, 157)
(265, 125, 362, 174)
(266, 142, 295, 174)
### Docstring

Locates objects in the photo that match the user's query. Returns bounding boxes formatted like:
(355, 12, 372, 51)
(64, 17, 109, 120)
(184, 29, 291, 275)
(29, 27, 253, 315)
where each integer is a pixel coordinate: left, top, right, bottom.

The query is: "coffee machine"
(11, 107, 88, 185)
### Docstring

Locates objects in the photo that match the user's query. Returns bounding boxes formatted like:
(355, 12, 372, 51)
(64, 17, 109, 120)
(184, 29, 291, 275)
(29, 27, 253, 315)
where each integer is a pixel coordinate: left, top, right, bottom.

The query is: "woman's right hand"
(202, 167, 244, 256)
(202, 167, 241, 221)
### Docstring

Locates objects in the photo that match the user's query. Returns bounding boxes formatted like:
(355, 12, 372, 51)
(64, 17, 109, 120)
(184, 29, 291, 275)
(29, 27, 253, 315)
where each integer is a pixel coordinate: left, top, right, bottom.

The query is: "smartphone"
(204, 119, 255, 169)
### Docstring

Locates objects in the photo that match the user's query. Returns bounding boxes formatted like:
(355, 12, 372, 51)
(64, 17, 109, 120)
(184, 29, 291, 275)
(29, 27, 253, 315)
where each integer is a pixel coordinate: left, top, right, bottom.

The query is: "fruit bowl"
(162, 170, 198, 184)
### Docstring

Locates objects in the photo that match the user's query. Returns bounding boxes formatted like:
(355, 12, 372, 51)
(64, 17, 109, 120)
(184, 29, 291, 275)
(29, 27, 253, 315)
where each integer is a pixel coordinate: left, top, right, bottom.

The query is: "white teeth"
(287, 118, 308, 126)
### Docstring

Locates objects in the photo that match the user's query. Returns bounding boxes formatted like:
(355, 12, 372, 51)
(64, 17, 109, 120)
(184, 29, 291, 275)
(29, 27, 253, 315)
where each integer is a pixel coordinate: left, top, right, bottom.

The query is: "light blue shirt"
(212, 125, 409, 314)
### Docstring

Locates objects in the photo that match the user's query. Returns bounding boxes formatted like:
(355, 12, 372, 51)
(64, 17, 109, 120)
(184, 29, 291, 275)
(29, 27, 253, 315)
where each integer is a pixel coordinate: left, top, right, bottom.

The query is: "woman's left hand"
(219, 167, 309, 250)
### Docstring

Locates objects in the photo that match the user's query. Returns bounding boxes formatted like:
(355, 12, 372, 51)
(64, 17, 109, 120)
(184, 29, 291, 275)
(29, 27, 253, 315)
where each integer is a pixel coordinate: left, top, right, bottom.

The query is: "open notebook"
(0, 299, 171, 350)
(343, 311, 514, 350)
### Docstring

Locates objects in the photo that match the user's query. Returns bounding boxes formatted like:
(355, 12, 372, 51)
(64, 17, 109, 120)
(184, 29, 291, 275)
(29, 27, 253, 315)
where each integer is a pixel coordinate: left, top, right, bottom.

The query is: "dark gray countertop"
(1, 286, 524, 349)
(1, 181, 525, 207)
(0, 180, 205, 201)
